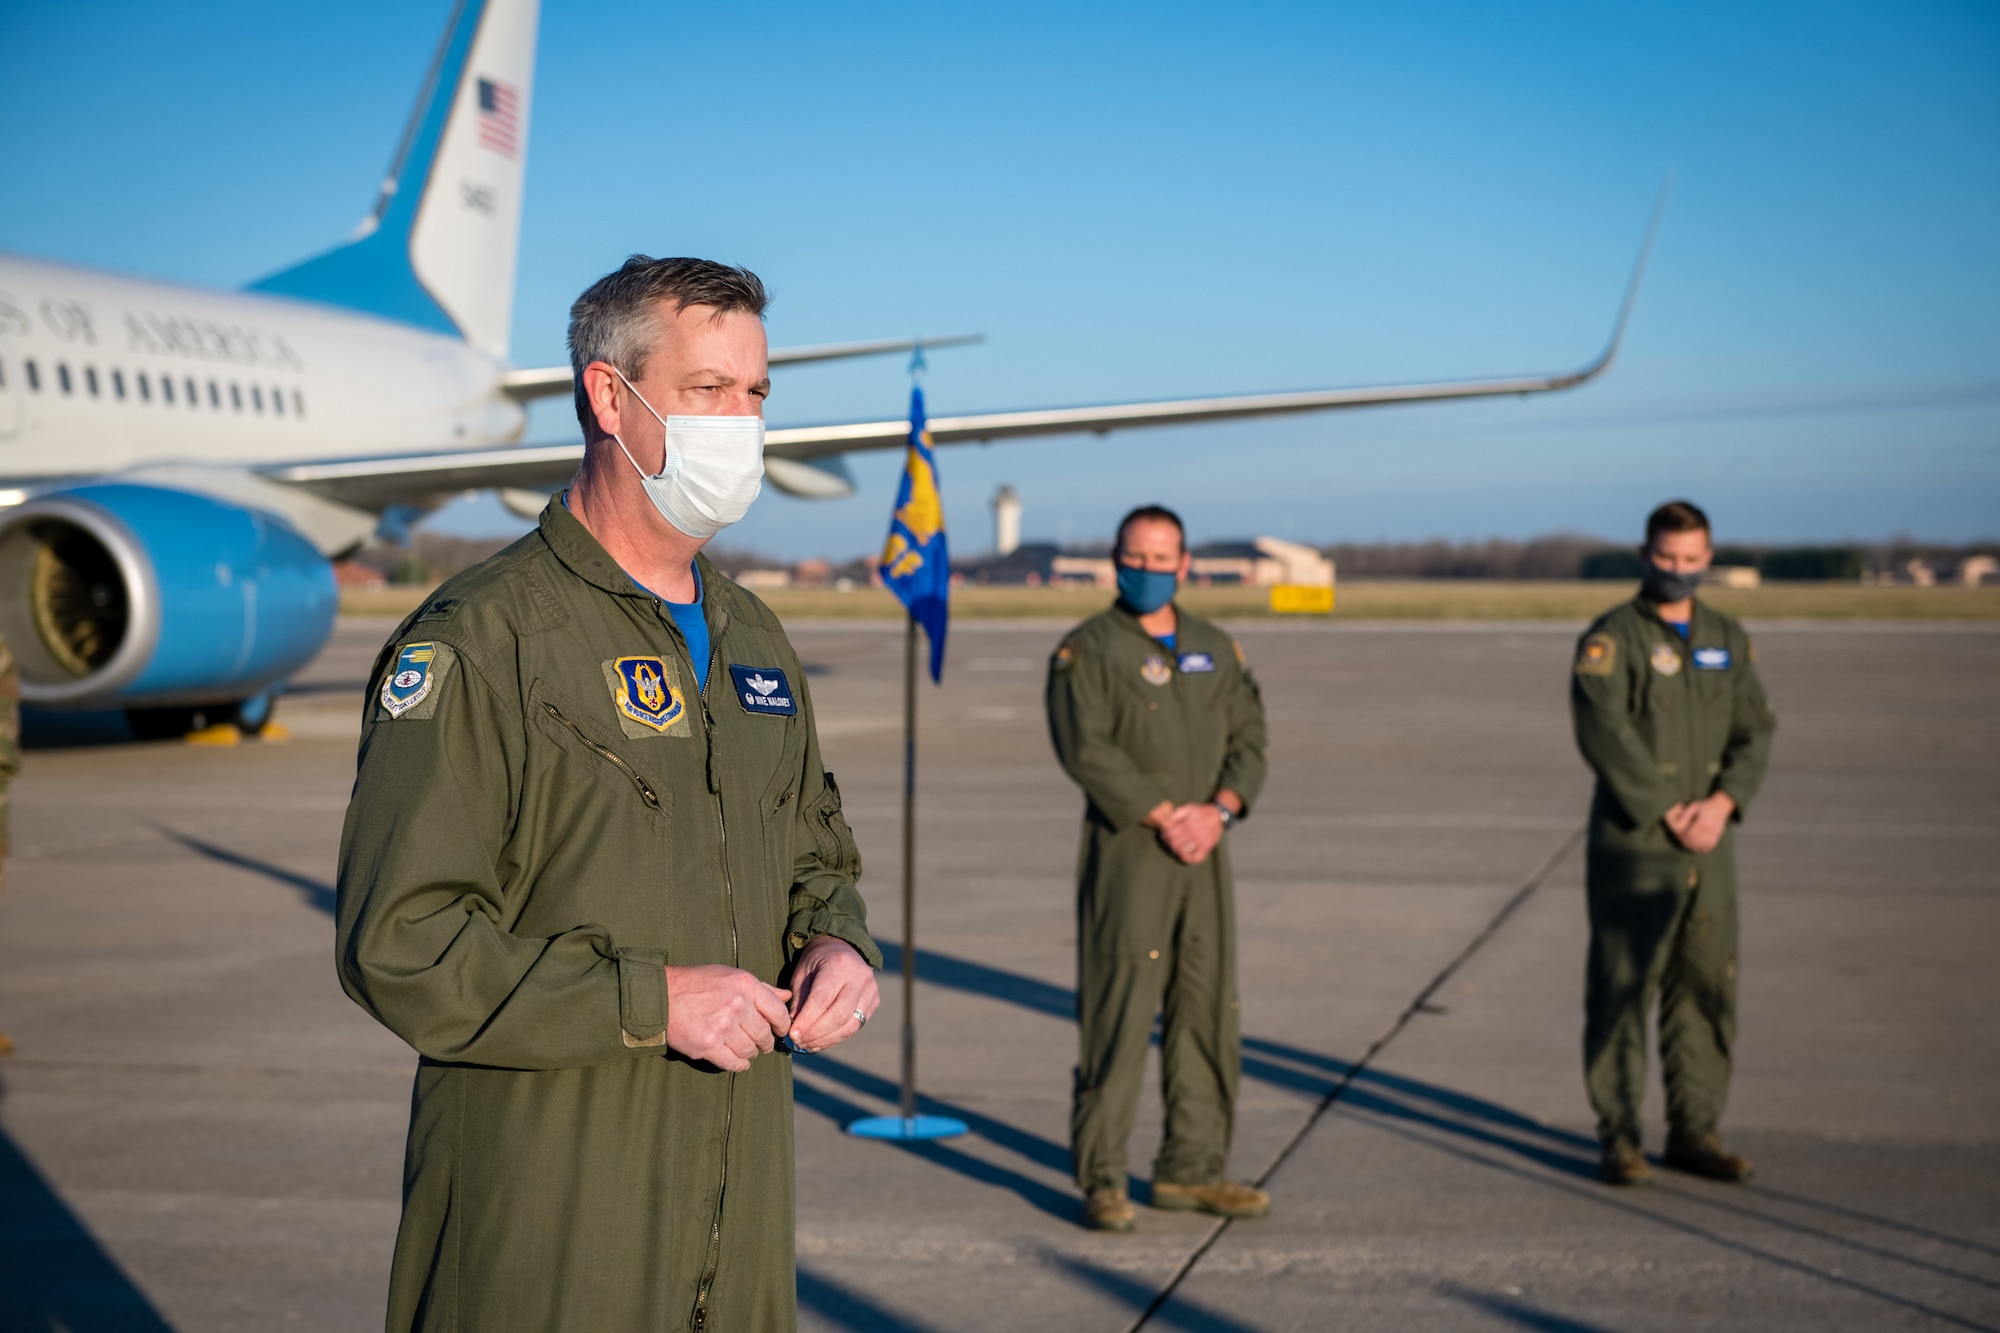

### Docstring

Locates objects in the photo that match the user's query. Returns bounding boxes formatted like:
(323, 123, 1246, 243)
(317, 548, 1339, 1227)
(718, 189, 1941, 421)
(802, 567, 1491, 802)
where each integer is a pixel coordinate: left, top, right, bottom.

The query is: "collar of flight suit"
(1107, 598, 1185, 647)
(1630, 593, 1718, 641)
(537, 490, 735, 634)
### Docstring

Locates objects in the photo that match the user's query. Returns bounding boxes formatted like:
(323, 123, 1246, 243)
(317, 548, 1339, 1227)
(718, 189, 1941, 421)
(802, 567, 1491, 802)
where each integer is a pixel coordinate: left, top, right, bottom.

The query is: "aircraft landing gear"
(125, 693, 281, 743)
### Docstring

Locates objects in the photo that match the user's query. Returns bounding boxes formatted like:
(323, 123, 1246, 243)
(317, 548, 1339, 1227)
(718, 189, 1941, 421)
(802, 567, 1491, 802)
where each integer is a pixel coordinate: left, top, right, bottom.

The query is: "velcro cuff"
(616, 947, 669, 1048)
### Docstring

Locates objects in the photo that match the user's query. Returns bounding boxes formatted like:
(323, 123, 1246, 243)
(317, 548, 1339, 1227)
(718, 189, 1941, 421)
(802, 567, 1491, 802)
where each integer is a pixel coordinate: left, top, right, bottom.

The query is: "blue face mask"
(1117, 564, 1179, 615)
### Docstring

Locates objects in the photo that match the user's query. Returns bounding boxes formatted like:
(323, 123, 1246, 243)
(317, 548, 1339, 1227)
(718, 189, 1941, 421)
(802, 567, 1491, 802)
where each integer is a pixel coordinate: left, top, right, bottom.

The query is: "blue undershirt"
(564, 491, 710, 693)
(1667, 619, 1690, 640)
(1158, 633, 1177, 652)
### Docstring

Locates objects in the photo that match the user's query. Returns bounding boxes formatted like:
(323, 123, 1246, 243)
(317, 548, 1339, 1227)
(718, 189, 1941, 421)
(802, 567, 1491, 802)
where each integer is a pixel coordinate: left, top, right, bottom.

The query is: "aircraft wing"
(270, 185, 1667, 508)
(498, 333, 985, 402)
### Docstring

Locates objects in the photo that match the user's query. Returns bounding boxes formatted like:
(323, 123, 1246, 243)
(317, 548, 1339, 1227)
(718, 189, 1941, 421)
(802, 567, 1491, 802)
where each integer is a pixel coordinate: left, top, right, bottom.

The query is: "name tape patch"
(1692, 646, 1732, 671)
(1177, 651, 1216, 674)
(729, 664, 798, 716)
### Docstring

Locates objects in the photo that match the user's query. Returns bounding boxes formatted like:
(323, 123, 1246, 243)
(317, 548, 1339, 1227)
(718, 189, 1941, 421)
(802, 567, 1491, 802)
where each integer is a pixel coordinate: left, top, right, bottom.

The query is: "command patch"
(1575, 633, 1617, 677)
(1177, 651, 1216, 673)
(380, 641, 453, 719)
(1692, 646, 1732, 670)
(605, 656, 687, 735)
(1650, 642, 1683, 676)
(1140, 654, 1173, 687)
(728, 664, 798, 716)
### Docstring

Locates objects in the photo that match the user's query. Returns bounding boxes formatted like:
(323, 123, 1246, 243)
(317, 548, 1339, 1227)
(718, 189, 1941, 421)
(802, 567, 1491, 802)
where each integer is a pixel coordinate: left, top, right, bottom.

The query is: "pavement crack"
(1118, 823, 1587, 1333)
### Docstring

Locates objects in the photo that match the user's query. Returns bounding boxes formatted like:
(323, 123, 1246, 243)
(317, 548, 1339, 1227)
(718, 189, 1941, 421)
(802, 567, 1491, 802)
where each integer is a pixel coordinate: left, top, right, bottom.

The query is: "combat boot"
(1150, 1179, 1271, 1218)
(1665, 1133, 1755, 1183)
(1599, 1139, 1652, 1187)
(1083, 1188, 1136, 1232)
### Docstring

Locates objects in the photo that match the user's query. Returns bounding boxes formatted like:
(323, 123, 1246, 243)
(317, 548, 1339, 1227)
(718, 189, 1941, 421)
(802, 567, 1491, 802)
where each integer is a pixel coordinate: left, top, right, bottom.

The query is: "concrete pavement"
(0, 615, 1993, 1330)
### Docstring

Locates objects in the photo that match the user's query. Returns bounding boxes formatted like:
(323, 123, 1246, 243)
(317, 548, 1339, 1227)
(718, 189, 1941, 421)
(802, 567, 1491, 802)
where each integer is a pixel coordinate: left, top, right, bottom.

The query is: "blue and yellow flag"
(878, 383, 950, 681)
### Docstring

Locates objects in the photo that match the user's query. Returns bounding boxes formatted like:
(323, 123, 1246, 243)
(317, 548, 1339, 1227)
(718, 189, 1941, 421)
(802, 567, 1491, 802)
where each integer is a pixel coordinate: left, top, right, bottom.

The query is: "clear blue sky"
(3, 1, 1995, 556)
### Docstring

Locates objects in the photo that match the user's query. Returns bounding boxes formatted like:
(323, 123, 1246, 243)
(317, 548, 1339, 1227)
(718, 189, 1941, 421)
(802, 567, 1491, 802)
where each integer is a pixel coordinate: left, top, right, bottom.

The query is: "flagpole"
(846, 347, 966, 1144)
(900, 613, 918, 1122)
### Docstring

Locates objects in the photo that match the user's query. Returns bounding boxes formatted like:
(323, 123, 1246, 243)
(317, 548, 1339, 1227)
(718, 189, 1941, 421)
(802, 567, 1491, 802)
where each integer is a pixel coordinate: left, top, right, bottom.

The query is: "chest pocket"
(527, 677, 668, 816)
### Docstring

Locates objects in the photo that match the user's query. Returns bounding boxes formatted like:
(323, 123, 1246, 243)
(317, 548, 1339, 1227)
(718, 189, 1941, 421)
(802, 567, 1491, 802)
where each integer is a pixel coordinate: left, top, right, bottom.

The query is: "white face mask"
(609, 368, 765, 539)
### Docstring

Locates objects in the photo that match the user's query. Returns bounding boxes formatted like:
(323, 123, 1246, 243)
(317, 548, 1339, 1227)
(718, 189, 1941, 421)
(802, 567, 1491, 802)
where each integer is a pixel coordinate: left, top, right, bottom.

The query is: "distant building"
(992, 485, 1022, 557)
(956, 542, 1060, 586)
(1189, 537, 1335, 587)
(1704, 566, 1762, 589)
(1959, 555, 1998, 587)
(735, 569, 793, 589)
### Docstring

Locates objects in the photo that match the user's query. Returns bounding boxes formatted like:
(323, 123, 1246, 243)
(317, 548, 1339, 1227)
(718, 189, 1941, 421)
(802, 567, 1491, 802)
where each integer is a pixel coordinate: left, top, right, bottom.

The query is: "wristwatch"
(1213, 803, 1236, 830)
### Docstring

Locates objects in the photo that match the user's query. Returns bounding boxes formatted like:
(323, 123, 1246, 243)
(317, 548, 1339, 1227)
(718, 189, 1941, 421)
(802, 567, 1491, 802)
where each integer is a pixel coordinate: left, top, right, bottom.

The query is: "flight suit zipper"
(539, 702, 660, 809)
(670, 603, 739, 1333)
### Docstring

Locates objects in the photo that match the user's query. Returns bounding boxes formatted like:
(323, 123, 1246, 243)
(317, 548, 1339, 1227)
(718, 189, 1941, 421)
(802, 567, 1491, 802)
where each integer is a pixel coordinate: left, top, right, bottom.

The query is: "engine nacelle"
(0, 483, 337, 709)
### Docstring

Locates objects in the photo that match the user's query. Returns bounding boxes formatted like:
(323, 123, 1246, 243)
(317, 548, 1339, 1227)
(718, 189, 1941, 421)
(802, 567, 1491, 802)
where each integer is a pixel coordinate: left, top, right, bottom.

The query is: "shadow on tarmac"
(144, 834, 2000, 1328)
(0, 1114, 173, 1332)
(797, 1264, 941, 1333)
(1439, 1283, 1623, 1332)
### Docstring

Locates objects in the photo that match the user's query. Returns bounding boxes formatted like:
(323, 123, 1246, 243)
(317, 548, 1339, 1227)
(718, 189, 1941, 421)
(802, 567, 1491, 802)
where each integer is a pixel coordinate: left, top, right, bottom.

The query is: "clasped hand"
(1664, 792, 1735, 855)
(663, 936, 879, 1071)
(1147, 801, 1225, 865)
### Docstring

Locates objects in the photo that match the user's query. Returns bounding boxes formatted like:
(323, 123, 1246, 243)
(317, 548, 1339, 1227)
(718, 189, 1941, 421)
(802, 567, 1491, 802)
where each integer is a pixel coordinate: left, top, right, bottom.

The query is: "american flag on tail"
(476, 78, 519, 159)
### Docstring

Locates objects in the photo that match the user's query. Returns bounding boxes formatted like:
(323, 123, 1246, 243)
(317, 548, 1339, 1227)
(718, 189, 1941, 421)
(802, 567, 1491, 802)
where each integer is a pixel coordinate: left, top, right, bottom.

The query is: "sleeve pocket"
(617, 947, 669, 1048)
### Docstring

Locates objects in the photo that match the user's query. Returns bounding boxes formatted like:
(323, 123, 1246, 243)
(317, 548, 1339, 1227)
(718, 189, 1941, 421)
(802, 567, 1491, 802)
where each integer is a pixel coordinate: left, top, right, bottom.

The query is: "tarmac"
(0, 613, 1994, 1331)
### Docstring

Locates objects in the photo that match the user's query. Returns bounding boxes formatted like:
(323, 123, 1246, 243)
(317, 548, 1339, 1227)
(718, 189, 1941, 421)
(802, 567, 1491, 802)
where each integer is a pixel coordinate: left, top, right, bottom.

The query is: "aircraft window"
(0, 361, 5, 389)
(251, 385, 263, 412)
(58, 364, 72, 394)
(187, 378, 198, 406)
(162, 375, 174, 404)
(137, 372, 151, 401)
(271, 385, 284, 416)
(24, 360, 37, 391)
(207, 380, 219, 408)
(230, 383, 242, 411)
(113, 369, 126, 399)
(293, 389, 305, 417)
(85, 366, 100, 397)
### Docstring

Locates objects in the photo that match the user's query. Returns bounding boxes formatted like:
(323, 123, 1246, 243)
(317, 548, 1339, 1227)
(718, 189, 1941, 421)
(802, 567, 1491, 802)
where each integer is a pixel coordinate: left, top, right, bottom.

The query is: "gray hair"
(566, 255, 769, 434)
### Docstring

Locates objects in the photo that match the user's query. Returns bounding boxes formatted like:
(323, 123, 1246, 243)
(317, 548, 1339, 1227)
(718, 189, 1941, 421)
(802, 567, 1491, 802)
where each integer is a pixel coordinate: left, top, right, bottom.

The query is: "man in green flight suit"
(337, 258, 881, 1332)
(1571, 499, 1776, 1187)
(1046, 505, 1270, 1232)
(0, 631, 19, 1057)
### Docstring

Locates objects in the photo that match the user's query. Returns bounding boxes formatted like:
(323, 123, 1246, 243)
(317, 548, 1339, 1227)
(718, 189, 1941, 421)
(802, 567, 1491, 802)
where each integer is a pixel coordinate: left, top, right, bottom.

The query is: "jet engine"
(0, 484, 337, 731)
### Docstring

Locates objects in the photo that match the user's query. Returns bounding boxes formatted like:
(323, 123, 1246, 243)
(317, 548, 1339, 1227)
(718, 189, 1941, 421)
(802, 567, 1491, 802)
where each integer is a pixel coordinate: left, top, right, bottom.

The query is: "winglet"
(1558, 173, 1674, 389)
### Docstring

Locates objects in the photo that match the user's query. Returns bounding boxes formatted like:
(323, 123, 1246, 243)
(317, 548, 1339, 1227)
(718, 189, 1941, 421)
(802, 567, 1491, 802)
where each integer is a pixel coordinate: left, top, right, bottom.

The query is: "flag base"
(846, 1114, 969, 1141)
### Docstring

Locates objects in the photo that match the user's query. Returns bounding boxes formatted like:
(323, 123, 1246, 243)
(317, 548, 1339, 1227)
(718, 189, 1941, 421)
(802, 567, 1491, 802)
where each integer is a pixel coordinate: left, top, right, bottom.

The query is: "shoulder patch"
(379, 642, 454, 720)
(1053, 639, 1076, 671)
(1232, 639, 1246, 668)
(412, 597, 461, 625)
(602, 656, 692, 738)
(1575, 633, 1616, 677)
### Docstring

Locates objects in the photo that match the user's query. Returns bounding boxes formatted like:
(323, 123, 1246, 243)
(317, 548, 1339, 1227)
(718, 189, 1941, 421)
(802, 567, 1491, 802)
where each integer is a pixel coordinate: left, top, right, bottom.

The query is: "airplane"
(0, 0, 1658, 740)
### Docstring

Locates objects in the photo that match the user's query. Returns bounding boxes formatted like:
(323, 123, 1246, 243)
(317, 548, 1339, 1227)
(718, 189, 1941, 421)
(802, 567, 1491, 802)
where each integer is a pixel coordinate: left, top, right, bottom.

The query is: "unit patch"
(1692, 647, 1732, 670)
(380, 642, 453, 719)
(1650, 642, 1683, 676)
(1053, 640, 1076, 671)
(604, 656, 688, 735)
(1140, 654, 1173, 687)
(728, 664, 798, 716)
(1576, 633, 1617, 677)
(1177, 651, 1216, 673)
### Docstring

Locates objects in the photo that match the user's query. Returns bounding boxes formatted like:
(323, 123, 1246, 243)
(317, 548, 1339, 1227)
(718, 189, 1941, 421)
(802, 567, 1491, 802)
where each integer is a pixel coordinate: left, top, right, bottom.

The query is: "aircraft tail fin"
(248, 0, 539, 358)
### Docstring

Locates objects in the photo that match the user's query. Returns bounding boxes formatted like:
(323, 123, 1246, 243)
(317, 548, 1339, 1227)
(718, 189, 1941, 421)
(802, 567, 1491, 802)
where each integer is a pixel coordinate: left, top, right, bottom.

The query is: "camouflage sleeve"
(1046, 635, 1171, 831)
(1216, 640, 1269, 816)
(1716, 626, 1777, 817)
(785, 673, 880, 969)
(1569, 627, 1677, 832)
